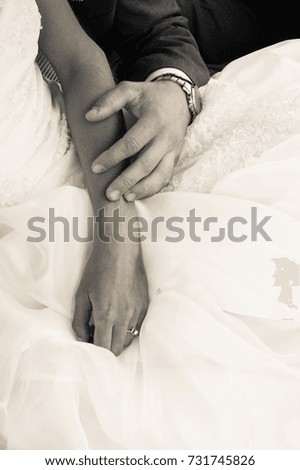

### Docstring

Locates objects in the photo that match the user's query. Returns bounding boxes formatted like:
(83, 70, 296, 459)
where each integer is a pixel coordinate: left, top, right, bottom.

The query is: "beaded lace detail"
(165, 79, 300, 193)
(0, 0, 74, 207)
(0, 174, 34, 208)
(0, 0, 41, 57)
(0, 115, 73, 207)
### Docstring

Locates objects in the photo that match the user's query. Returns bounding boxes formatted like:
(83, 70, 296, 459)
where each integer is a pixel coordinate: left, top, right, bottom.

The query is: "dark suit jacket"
(68, 0, 209, 87)
(175, 0, 299, 68)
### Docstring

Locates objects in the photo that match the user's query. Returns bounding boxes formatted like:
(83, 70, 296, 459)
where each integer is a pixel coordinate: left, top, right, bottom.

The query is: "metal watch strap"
(152, 73, 202, 122)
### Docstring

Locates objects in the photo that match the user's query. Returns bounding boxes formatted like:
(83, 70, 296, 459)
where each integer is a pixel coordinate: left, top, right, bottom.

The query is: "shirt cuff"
(146, 68, 194, 84)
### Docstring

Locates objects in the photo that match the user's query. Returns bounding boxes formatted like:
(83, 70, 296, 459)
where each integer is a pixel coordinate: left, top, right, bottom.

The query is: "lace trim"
(57, 113, 73, 160)
(0, 0, 41, 57)
(165, 80, 300, 193)
(0, 112, 73, 208)
(0, 173, 34, 208)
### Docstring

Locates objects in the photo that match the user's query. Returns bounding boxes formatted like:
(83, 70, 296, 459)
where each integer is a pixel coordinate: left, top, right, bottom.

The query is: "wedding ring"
(127, 327, 139, 337)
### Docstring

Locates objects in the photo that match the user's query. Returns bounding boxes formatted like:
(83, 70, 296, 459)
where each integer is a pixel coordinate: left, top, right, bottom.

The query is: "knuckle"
(103, 308, 116, 323)
(108, 149, 123, 168)
(144, 186, 156, 197)
(137, 181, 150, 197)
(140, 156, 156, 174)
(118, 80, 130, 92)
(103, 147, 121, 167)
(99, 93, 114, 109)
(117, 320, 129, 329)
(123, 136, 141, 156)
(143, 185, 156, 198)
(120, 81, 140, 104)
(141, 174, 165, 196)
(94, 317, 113, 331)
(119, 174, 134, 190)
(102, 151, 115, 167)
(136, 82, 148, 98)
(146, 185, 157, 197)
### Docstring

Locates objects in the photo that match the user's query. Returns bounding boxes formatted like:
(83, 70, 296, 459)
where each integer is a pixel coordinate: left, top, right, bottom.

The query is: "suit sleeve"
(110, 0, 210, 87)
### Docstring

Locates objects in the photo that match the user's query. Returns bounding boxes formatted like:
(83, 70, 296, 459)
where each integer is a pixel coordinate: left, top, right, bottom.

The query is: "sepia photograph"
(0, 0, 299, 467)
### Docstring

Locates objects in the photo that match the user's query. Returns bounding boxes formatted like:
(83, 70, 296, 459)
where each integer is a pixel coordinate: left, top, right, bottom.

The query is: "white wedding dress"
(1, 0, 300, 450)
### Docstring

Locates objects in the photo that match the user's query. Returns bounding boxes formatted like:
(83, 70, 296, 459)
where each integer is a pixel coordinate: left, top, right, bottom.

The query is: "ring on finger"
(126, 326, 139, 337)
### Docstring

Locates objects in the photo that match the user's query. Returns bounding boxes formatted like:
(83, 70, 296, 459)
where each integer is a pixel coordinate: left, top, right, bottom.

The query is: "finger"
(105, 139, 167, 200)
(93, 318, 113, 350)
(124, 311, 147, 348)
(92, 116, 158, 176)
(124, 151, 177, 201)
(124, 328, 137, 348)
(136, 308, 147, 332)
(111, 324, 128, 356)
(124, 315, 142, 349)
(124, 332, 135, 348)
(72, 292, 92, 343)
(86, 81, 138, 121)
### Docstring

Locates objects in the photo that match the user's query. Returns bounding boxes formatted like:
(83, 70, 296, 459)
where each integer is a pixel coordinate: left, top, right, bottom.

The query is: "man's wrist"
(151, 72, 202, 123)
(155, 80, 191, 125)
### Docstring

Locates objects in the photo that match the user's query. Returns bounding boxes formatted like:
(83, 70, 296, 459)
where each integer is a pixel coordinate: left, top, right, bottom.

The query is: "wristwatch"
(152, 73, 202, 122)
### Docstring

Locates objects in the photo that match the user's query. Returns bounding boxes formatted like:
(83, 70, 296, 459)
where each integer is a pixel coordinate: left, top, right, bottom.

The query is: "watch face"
(192, 87, 202, 115)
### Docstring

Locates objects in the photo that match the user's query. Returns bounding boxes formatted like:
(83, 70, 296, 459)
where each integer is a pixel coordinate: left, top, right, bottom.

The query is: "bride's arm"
(36, 0, 149, 355)
(36, 0, 124, 211)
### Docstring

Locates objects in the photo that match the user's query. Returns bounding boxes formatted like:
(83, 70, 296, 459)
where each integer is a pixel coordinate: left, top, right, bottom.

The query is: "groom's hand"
(86, 80, 190, 201)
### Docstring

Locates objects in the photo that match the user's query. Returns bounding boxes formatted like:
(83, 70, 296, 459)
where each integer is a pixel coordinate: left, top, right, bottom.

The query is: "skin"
(88, 79, 191, 202)
(36, 0, 148, 355)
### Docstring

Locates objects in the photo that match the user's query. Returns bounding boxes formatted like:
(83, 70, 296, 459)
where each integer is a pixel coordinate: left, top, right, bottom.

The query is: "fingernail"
(125, 192, 136, 202)
(86, 106, 100, 119)
(92, 163, 104, 174)
(108, 189, 120, 201)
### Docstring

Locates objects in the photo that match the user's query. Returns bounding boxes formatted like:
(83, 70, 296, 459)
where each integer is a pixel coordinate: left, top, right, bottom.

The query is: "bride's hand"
(72, 230, 149, 356)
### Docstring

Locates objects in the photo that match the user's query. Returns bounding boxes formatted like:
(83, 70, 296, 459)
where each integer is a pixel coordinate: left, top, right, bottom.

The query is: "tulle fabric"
(0, 0, 300, 450)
